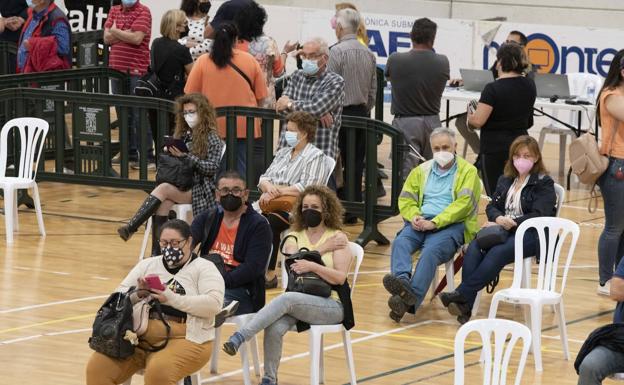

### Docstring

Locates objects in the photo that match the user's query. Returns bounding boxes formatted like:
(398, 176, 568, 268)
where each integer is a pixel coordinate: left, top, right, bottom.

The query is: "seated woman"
(221, 185, 353, 385)
(117, 93, 224, 255)
(440, 135, 556, 324)
(86, 219, 224, 385)
(258, 111, 330, 288)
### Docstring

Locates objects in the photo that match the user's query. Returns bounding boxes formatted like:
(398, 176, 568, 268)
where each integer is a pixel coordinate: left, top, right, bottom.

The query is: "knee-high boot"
(151, 215, 168, 256)
(117, 195, 161, 241)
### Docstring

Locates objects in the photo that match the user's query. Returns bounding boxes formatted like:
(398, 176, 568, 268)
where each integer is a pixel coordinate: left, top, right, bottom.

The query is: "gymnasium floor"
(0, 137, 618, 385)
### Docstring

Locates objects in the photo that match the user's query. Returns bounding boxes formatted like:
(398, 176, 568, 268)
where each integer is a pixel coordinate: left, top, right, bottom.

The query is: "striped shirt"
(280, 70, 345, 159)
(328, 34, 377, 109)
(259, 143, 328, 191)
(104, 2, 151, 76)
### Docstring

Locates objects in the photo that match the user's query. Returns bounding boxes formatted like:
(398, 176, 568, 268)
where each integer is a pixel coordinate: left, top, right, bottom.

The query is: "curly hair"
(174, 93, 218, 159)
(290, 185, 344, 232)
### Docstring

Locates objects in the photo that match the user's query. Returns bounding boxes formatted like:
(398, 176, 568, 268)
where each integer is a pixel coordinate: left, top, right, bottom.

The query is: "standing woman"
(179, 0, 213, 61)
(117, 94, 224, 255)
(468, 43, 536, 196)
(596, 50, 624, 295)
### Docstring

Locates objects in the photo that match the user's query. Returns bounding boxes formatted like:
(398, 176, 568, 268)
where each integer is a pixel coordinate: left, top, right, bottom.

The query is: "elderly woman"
(117, 93, 224, 255)
(440, 135, 556, 324)
(258, 111, 330, 288)
(87, 219, 224, 385)
(222, 185, 353, 385)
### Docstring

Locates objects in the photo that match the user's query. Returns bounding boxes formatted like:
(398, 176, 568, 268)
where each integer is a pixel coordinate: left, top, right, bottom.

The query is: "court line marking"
(0, 295, 107, 314)
(0, 314, 94, 334)
(0, 328, 91, 346)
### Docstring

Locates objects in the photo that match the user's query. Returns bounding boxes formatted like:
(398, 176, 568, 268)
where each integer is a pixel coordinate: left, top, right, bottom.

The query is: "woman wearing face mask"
(179, 0, 212, 61)
(258, 111, 330, 288)
(221, 185, 353, 385)
(440, 135, 556, 324)
(117, 93, 224, 256)
(87, 219, 224, 385)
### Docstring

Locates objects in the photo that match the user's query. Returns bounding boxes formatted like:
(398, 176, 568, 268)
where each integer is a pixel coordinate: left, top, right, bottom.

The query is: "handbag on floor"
(280, 235, 332, 298)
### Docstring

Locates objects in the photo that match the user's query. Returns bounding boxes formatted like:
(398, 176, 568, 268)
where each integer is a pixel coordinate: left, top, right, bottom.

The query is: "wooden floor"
(0, 139, 618, 385)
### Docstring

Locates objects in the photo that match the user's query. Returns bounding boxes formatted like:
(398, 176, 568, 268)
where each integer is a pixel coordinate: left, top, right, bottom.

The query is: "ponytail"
(210, 22, 238, 68)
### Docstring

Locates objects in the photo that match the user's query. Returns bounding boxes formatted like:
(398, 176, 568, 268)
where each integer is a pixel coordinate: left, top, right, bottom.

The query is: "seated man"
(191, 171, 272, 319)
(383, 127, 481, 322)
(576, 257, 624, 385)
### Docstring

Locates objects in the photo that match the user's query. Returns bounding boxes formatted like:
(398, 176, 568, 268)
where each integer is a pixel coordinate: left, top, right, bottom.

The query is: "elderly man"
(275, 37, 345, 163)
(15, 0, 71, 73)
(383, 127, 481, 322)
(328, 8, 376, 218)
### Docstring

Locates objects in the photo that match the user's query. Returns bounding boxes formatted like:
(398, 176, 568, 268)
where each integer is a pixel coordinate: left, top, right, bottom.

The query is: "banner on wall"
(64, 0, 112, 32)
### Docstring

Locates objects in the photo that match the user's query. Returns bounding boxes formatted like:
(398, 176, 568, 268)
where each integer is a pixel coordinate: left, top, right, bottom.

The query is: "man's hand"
(495, 216, 517, 231)
(410, 216, 424, 230)
(414, 219, 437, 232)
(282, 40, 298, 55)
(320, 113, 333, 128)
(275, 96, 291, 112)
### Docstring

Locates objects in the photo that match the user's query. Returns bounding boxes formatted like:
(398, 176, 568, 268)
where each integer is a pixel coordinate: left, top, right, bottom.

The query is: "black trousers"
(265, 211, 290, 271)
(480, 152, 508, 197)
(338, 104, 369, 202)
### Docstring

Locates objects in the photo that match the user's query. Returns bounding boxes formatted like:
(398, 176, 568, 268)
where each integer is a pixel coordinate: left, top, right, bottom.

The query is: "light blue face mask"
(121, 0, 138, 7)
(284, 131, 299, 147)
(26, 0, 34, 8)
(301, 59, 319, 76)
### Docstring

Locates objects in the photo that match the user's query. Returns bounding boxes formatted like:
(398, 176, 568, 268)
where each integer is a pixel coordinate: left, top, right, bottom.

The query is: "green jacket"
(398, 156, 481, 243)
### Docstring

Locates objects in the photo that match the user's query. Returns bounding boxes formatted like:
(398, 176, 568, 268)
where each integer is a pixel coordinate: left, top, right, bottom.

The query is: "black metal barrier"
(0, 41, 17, 75)
(375, 66, 386, 122)
(0, 66, 128, 94)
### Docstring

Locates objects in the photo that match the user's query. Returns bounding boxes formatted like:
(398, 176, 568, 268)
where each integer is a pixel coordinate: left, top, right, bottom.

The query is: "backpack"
(568, 132, 610, 212)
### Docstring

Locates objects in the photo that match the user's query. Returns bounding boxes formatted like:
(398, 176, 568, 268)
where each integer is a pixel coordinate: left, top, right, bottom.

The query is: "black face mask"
(198, 2, 211, 14)
(180, 26, 190, 39)
(220, 194, 243, 212)
(302, 209, 323, 228)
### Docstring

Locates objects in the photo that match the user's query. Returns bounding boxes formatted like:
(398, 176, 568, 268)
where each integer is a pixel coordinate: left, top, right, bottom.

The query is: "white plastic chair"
(454, 319, 532, 385)
(139, 203, 193, 260)
(471, 183, 565, 316)
(0, 118, 49, 244)
(323, 155, 336, 185)
(431, 259, 456, 297)
(487, 217, 580, 371)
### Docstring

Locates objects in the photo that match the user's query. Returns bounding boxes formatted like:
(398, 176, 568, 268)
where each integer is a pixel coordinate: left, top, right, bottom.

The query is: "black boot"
(151, 215, 168, 256)
(117, 195, 161, 241)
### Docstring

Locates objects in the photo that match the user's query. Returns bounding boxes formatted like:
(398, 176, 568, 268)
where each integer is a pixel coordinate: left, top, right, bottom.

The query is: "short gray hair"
(429, 127, 456, 143)
(336, 8, 360, 34)
(304, 37, 329, 56)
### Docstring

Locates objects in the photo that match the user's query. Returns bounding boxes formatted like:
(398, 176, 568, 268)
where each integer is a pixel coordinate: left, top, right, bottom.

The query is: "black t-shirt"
(0, 0, 28, 43)
(479, 76, 536, 153)
(150, 37, 193, 98)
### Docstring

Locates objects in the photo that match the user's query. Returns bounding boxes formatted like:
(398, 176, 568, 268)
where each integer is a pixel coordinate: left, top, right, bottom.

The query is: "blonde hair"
(335, 2, 369, 45)
(174, 93, 218, 159)
(160, 9, 186, 40)
(290, 185, 345, 232)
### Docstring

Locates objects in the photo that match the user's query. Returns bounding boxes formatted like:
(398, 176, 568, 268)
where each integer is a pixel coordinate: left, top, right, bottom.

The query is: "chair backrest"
(510, 217, 579, 293)
(0, 118, 49, 180)
(220, 142, 227, 162)
(323, 155, 336, 185)
(553, 183, 565, 217)
(347, 242, 364, 297)
(454, 319, 532, 385)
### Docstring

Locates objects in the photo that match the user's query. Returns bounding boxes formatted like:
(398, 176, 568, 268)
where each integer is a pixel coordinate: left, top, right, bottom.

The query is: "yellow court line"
(0, 313, 93, 334)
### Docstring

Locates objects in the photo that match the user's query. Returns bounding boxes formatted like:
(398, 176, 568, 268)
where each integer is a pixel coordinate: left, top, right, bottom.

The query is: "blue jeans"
(111, 76, 153, 158)
(577, 346, 624, 385)
(390, 222, 464, 309)
(224, 287, 254, 315)
(457, 230, 538, 307)
(597, 157, 624, 283)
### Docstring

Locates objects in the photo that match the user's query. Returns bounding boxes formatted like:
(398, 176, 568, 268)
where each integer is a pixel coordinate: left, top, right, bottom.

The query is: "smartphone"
(164, 136, 189, 153)
(144, 274, 166, 291)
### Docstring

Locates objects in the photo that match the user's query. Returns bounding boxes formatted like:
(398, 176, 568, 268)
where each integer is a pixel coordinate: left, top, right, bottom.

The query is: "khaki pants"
(86, 320, 212, 385)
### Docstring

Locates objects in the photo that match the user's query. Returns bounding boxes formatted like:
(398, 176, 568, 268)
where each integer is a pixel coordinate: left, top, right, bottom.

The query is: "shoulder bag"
(474, 224, 509, 250)
(279, 235, 332, 298)
(228, 61, 254, 93)
(156, 154, 194, 191)
(259, 195, 297, 214)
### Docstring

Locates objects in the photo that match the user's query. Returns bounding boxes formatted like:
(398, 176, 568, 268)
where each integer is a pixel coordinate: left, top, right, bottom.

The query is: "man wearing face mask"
(191, 171, 272, 316)
(275, 37, 345, 166)
(382, 127, 481, 322)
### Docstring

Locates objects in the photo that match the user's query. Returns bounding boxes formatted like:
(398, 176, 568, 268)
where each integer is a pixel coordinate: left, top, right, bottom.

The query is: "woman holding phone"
(118, 93, 224, 256)
(87, 219, 225, 385)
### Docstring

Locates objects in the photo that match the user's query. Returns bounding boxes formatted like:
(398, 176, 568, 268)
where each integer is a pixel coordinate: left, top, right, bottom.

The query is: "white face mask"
(433, 151, 454, 168)
(184, 113, 198, 128)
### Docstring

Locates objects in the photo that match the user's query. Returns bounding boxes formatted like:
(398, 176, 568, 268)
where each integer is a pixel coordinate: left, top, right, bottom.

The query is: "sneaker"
(214, 301, 239, 328)
(597, 280, 611, 296)
(382, 274, 418, 306)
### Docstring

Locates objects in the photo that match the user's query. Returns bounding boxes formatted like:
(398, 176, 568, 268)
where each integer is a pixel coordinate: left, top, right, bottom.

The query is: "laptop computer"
(460, 69, 495, 92)
(534, 73, 572, 99)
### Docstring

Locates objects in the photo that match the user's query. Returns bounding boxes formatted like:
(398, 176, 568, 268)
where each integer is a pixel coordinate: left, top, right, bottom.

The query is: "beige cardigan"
(117, 255, 224, 344)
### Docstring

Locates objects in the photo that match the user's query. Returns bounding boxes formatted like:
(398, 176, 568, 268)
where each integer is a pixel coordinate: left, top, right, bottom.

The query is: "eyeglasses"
(159, 238, 188, 248)
(217, 187, 246, 196)
(183, 110, 197, 116)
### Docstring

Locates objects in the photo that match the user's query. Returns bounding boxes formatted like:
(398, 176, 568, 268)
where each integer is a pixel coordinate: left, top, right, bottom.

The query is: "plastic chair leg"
(559, 135, 567, 176)
(538, 129, 547, 150)
(139, 217, 152, 261)
(430, 268, 439, 298)
(209, 326, 222, 374)
(32, 185, 45, 237)
(4, 188, 14, 243)
(309, 328, 322, 385)
(342, 329, 357, 385)
(529, 303, 543, 371)
(239, 338, 253, 385)
(249, 335, 261, 377)
(189, 372, 201, 385)
(472, 290, 482, 317)
(12, 188, 19, 232)
(445, 260, 455, 291)
(555, 301, 570, 360)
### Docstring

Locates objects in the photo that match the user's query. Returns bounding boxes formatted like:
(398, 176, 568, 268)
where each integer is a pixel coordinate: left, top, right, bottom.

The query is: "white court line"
(542, 334, 585, 344)
(562, 204, 604, 212)
(349, 269, 389, 276)
(0, 328, 91, 345)
(13, 266, 71, 275)
(0, 295, 108, 314)
(202, 320, 449, 383)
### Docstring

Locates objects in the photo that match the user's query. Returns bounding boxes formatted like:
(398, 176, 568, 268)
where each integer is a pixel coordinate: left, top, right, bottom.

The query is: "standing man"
(275, 37, 345, 164)
(104, 0, 153, 168)
(328, 8, 376, 220)
(385, 18, 449, 182)
(0, 0, 27, 74)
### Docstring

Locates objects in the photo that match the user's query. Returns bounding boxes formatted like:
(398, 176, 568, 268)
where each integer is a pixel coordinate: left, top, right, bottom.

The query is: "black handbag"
(280, 235, 332, 298)
(88, 289, 171, 359)
(156, 153, 194, 191)
(475, 224, 509, 250)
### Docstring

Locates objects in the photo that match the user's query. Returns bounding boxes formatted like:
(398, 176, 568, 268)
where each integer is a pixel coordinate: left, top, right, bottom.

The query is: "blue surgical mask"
(26, 0, 34, 8)
(301, 59, 319, 76)
(284, 131, 299, 147)
(121, 0, 138, 7)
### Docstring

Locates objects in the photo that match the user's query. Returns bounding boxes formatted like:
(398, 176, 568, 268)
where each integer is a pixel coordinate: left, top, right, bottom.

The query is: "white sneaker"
(597, 280, 611, 296)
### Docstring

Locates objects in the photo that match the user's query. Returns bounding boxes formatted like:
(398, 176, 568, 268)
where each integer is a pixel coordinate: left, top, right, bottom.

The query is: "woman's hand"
(186, 40, 198, 48)
(149, 289, 168, 303)
(136, 278, 150, 298)
(259, 192, 273, 206)
(318, 232, 348, 254)
(495, 216, 517, 231)
(169, 146, 186, 158)
(290, 259, 318, 274)
(481, 221, 498, 228)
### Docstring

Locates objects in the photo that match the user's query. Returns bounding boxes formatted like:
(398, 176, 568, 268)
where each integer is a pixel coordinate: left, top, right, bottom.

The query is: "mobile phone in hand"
(144, 274, 166, 291)
(164, 136, 189, 153)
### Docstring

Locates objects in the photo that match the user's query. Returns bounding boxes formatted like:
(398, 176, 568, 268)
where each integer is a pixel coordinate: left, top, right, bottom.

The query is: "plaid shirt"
(186, 131, 225, 216)
(280, 69, 345, 158)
